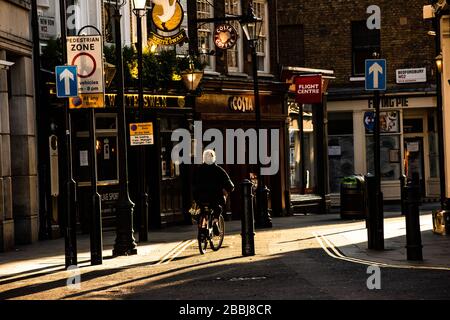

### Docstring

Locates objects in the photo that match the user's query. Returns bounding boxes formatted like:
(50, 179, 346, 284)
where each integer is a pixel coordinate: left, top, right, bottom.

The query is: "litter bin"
(340, 175, 366, 219)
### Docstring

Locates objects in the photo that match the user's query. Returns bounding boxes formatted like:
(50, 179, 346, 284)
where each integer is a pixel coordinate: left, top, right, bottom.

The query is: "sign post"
(66, 29, 105, 265)
(365, 58, 386, 250)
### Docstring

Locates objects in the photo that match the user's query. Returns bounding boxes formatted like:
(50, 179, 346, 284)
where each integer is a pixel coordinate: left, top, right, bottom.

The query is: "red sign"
(295, 75, 323, 104)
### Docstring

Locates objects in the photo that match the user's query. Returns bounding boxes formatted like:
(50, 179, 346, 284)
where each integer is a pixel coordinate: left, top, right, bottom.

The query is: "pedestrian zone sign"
(130, 123, 154, 146)
(365, 59, 386, 91)
(67, 35, 105, 108)
(56, 66, 78, 98)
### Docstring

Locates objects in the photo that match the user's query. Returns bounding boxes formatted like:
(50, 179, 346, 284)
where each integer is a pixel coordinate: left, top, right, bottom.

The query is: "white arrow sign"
(59, 68, 75, 95)
(369, 62, 383, 89)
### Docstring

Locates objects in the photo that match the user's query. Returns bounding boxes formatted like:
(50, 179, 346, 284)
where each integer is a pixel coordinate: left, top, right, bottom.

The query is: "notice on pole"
(130, 123, 154, 146)
(80, 150, 89, 167)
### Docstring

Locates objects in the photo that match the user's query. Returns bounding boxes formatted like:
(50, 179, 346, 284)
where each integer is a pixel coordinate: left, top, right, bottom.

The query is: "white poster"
(80, 150, 89, 167)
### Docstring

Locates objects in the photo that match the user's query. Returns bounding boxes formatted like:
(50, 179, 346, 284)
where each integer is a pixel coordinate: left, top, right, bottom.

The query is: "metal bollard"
(365, 174, 384, 250)
(400, 175, 407, 216)
(404, 175, 423, 261)
(241, 180, 255, 256)
(255, 185, 272, 229)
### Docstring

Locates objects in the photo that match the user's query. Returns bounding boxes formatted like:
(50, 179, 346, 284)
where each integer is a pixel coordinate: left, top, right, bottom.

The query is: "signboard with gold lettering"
(105, 93, 186, 109)
(228, 96, 254, 113)
(130, 122, 154, 146)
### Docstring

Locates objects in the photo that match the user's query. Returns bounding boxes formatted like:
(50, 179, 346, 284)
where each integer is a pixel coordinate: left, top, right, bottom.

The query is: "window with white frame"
(102, 0, 116, 45)
(225, 0, 242, 73)
(197, 0, 215, 70)
(252, 0, 269, 73)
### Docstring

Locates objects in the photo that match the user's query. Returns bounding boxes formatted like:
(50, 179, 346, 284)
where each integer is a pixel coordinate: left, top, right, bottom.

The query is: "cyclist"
(193, 149, 235, 235)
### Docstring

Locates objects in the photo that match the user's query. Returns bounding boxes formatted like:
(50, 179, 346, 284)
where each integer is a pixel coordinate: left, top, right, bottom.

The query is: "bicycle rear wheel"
(209, 215, 225, 251)
(198, 229, 208, 254)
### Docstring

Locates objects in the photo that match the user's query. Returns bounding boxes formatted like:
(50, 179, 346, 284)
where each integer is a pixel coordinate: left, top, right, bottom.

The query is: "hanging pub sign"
(149, 0, 187, 46)
(294, 75, 323, 104)
(214, 24, 238, 50)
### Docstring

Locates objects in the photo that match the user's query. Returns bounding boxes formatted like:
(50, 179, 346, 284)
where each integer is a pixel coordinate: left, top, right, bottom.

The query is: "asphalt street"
(0, 209, 449, 300)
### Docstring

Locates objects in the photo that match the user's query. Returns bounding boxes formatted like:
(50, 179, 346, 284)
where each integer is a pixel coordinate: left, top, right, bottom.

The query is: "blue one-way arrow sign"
(56, 65, 78, 98)
(365, 59, 386, 91)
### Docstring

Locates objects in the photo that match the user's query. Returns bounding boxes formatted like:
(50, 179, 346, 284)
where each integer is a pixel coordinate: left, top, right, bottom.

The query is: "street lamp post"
(112, 0, 138, 256)
(132, 0, 149, 243)
(240, 3, 272, 229)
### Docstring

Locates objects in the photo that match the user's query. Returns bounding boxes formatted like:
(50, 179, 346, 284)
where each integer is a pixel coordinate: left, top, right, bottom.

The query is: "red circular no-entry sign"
(71, 52, 97, 79)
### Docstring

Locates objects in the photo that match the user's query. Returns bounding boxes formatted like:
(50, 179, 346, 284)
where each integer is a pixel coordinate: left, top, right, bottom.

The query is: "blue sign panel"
(364, 111, 376, 132)
(365, 59, 386, 91)
(56, 65, 78, 98)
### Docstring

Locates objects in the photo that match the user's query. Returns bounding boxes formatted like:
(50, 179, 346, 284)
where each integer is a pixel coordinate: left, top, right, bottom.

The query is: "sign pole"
(365, 56, 385, 250)
(59, 0, 78, 269)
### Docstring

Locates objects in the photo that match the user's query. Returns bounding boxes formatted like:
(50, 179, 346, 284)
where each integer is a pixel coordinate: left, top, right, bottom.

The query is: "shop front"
(327, 94, 440, 205)
(194, 78, 290, 219)
(72, 92, 193, 232)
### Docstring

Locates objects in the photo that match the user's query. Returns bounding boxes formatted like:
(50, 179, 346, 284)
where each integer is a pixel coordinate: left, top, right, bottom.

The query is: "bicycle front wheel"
(198, 229, 208, 255)
(209, 215, 225, 251)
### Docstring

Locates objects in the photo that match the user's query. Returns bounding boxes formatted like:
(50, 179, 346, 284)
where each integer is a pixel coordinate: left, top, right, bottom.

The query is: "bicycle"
(197, 204, 225, 255)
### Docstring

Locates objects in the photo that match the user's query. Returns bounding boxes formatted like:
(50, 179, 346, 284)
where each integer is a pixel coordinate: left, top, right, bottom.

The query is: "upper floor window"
(225, 0, 243, 73)
(351, 20, 380, 76)
(252, 0, 269, 73)
(102, 0, 116, 45)
(197, 0, 215, 70)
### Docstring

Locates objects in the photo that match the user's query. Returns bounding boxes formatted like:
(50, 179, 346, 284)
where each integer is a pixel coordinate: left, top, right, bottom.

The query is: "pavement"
(0, 202, 449, 300)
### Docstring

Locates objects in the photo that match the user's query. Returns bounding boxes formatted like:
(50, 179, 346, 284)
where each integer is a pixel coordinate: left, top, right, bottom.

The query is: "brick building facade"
(277, 1, 440, 204)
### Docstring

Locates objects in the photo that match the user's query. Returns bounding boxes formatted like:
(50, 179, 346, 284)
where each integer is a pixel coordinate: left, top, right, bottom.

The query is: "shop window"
(365, 111, 401, 181)
(225, 0, 243, 73)
(328, 113, 355, 193)
(160, 117, 183, 178)
(351, 20, 380, 76)
(403, 118, 423, 134)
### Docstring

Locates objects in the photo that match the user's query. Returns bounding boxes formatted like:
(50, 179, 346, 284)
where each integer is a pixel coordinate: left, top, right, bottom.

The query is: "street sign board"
(294, 75, 323, 104)
(396, 68, 426, 84)
(55, 66, 78, 98)
(365, 59, 386, 91)
(130, 123, 154, 146)
(364, 111, 376, 132)
(66, 35, 105, 108)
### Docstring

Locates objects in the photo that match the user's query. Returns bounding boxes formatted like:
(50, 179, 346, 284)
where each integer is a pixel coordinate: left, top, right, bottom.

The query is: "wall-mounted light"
(181, 61, 204, 92)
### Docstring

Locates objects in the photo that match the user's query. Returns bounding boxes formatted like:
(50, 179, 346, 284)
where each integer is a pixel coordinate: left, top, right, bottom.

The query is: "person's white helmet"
(203, 149, 216, 165)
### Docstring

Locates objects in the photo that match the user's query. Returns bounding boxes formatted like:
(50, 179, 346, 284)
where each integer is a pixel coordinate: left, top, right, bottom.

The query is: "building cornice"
(0, 31, 33, 56)
(6, 0, 31, 10)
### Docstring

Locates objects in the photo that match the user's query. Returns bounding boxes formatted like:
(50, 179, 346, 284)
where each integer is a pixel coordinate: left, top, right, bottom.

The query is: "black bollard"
(365, 174, 384, 250)
(241, 180, 255, 256)
(404, 174, 423, 261)
(400, 175, 407, 216)
(255, 185, 272, 229)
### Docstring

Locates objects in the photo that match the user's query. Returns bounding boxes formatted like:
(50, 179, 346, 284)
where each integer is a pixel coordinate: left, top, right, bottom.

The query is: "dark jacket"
(193, 163, 234, 206)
